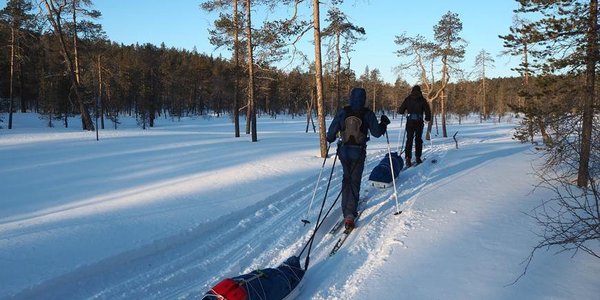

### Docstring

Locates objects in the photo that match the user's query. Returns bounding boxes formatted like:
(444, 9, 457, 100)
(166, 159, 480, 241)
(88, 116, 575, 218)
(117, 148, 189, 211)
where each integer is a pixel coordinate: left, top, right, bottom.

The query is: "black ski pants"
(404, 120, 425, 159)
(339, 147, 365, 220)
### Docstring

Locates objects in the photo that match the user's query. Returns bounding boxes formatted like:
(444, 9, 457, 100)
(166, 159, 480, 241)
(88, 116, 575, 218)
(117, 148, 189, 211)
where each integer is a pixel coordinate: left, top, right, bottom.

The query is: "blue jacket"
(326, 88, 386, 159)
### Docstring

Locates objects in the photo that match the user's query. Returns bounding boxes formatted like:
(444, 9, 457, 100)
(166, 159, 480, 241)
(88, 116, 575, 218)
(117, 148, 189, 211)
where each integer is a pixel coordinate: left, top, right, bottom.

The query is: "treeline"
(0, 19, 526, 128)
(0, 0, 529, 132)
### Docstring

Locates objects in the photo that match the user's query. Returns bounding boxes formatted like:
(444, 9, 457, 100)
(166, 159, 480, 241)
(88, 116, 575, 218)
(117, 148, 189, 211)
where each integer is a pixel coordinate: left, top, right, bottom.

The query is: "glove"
(326, 135, 336, 143)
(380, 115, 391, 126)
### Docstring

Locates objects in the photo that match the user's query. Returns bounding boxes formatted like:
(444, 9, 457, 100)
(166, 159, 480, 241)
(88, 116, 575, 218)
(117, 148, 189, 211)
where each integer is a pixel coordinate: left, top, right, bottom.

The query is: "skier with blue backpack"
(326, 87, 390, 230)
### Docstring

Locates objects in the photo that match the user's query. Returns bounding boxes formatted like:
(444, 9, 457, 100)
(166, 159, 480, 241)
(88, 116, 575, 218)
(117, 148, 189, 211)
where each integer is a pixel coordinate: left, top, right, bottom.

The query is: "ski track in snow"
(304, 145, 442, 300)
(10, 138, 439, 300)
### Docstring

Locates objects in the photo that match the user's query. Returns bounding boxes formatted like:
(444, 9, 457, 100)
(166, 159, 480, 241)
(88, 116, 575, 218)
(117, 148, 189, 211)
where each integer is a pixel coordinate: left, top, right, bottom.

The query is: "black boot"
(405, 156, 412, 168)
(416, 157, 423, 165)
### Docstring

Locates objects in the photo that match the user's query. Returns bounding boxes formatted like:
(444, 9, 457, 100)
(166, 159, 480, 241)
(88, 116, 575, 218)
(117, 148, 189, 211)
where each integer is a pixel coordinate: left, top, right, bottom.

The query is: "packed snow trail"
(11, 141, 436, 300)
(8, 141, 415, 299)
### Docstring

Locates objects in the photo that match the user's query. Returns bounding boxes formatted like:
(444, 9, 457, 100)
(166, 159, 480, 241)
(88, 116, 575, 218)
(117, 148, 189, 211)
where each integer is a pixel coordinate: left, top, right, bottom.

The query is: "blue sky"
(6, 0, 521, 84)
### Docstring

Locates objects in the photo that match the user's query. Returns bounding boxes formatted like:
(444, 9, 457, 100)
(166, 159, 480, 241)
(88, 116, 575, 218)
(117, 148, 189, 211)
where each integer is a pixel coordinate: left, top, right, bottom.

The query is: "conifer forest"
(0, 0, 598, 184)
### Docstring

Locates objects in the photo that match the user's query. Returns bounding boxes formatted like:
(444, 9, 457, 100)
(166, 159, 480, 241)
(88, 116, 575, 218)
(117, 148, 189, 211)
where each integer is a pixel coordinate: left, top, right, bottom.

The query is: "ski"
(329, 210, 364, 256)
(329, 218, 346, 234)
(328, 191, 370, 235)
(329, 229, 353, 256)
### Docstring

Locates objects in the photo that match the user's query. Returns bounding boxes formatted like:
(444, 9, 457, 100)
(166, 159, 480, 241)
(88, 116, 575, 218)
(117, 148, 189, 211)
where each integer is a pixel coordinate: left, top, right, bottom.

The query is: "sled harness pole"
(385, 130, 401, 215)
(299, 188, 342, 269)
(302, 143, 331, 225)
(299, 145, 339, 268)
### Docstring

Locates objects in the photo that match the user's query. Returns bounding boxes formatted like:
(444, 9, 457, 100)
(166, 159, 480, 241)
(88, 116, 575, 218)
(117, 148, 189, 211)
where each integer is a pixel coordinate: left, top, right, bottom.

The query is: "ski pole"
(301, 148, 341, 269)
(385, 130, 401, 215)
(397, 114, 406, 155)
(301, 143, 331, 225)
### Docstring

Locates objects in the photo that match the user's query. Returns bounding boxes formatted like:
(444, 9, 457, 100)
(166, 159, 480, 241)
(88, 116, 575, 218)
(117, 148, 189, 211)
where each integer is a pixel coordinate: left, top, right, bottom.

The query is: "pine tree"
(0, 0, 36, 129)
(201, 0, 244, 137)
(322, 7, 365, 110)
(433, 11, 466, 138)
(512, 0, 597, 187)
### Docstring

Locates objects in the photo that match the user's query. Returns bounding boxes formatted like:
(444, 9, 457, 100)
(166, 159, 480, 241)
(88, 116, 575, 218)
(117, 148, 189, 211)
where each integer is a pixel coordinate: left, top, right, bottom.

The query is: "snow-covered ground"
(0, 113, 598, 299)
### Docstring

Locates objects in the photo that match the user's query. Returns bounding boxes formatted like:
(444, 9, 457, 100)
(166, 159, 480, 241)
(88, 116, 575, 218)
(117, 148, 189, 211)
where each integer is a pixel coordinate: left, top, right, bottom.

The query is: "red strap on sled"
(210, 278, 247, 300)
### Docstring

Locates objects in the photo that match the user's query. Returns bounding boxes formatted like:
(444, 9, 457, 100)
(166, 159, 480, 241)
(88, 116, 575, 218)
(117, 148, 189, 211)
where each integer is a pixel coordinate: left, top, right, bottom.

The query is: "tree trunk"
(313, 0, 327, 158)
(96, 55, 102, 139)
(102, 81, 107, 129)
(72, 0, 81, 84)
(441, 55, 448, 137)
(440, 90, 446, 136)
(8, 25, 15, 129)
(425, 100, 435, 140)
(305, 99, 312, 133)
(577, 0, 597, 187)
(19, 57, 25, 112)
(482, 63, 487, 120)
(536, 117, 552, 146)
(233, 0, 240, 138)
(245, 0, 257, 142)
(335, 31, 341, 110)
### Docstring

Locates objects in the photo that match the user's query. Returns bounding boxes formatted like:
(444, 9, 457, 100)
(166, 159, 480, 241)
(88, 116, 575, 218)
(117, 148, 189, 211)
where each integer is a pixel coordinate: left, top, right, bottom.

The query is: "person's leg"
(405, 123, 415, 160)
(341, 158, 355, 220)
(415, 121, 424, 161)
(341, 154, 365, 221)
(349, 154, 365, 217)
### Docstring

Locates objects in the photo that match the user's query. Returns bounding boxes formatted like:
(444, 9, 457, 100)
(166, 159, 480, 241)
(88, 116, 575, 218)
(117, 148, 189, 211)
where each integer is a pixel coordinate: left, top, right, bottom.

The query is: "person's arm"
(397, 98, 408, 115)
(365, 110, 386, 138)
(326, 110, 344, 143)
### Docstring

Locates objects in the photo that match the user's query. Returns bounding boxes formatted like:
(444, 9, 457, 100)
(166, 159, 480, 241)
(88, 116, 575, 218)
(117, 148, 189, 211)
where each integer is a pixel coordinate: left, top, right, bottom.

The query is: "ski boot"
(344, 217, 355, 231)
